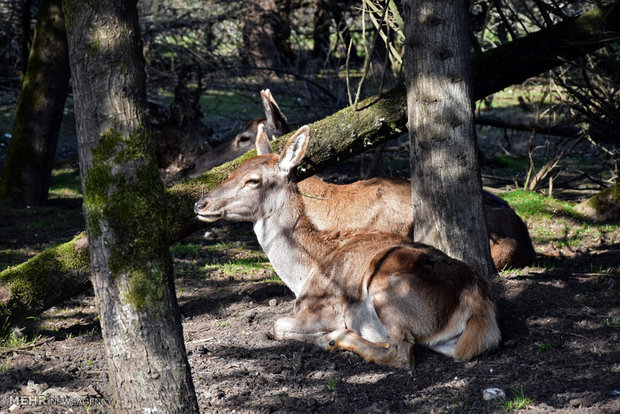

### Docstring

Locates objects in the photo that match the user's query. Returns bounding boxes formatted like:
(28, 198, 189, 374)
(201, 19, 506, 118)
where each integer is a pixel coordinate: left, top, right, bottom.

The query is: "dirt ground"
(1, 187, 619, 413)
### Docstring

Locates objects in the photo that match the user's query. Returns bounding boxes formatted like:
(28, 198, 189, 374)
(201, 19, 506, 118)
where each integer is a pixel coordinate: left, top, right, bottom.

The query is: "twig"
(354, 0, 389, 109)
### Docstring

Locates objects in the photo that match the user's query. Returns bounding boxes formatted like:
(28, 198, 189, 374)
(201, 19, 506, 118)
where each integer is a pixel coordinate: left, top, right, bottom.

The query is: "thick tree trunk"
(0, 0, 69, 206)
(403, 1, 495, 279)
(1, 2, 618, 327)
(63, 0, 199, 412)
(242, 0, 291, 74)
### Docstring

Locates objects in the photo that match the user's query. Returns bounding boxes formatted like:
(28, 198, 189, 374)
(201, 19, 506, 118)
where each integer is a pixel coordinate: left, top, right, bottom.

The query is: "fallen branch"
(475, 115, 581, 137)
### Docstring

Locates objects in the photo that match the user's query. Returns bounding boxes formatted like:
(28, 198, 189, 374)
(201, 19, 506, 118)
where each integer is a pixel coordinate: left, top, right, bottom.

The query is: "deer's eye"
(244, 177, 261, 187)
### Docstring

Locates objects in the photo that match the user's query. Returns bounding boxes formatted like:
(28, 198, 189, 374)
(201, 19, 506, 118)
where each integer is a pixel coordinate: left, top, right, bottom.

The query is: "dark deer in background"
(195, 125, 501, 368)
(187, 89, 290, 178)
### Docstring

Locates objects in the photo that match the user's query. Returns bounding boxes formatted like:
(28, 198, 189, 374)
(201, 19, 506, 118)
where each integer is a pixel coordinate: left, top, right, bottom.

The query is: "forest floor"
(1, 88, 619, 413)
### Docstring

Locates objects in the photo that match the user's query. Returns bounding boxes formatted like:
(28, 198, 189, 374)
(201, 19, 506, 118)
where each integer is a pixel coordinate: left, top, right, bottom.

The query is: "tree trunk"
(20, 0, 32, 75)
(63, 0, 199, 412)
(403, 0, 496, 280)
(242, 0, 291, 75)
(1, 2, 619, 326)
(574, 183, 620, 222)
(313, 0, 331, 61)
(0, 0, 69, 206)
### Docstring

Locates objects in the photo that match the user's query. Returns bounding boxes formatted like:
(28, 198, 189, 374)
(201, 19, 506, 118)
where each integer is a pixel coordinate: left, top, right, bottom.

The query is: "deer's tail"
(453, 287, 501, 360)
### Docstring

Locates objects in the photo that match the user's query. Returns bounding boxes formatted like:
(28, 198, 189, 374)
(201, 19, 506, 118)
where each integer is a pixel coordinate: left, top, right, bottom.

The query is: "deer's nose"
(194, 199, 209, 214)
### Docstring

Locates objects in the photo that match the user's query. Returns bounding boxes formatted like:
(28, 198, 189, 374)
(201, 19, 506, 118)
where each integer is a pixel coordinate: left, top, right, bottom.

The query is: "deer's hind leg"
(319, 329, 415, 370)
(275, 316, 414, 369)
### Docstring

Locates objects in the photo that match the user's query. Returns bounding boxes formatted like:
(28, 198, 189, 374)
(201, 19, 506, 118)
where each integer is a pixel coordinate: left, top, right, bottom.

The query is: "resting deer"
(257, 132, 535, 270)
(187, 89, 290, 178)
(195, 125, 500, 369)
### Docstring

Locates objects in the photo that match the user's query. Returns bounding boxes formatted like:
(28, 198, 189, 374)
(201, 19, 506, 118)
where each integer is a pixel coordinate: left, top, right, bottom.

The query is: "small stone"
(570, 397, 594, 408)
(269, 299, 278, 307)
(482, 388, 506, 401)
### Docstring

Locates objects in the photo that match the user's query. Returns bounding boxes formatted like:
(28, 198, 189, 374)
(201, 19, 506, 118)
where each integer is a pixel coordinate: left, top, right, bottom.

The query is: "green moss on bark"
(83, 126, 171, 312)
(61, 0, 90, 30)
(575, 183, 620, 222)
(0, 233, 90, 326)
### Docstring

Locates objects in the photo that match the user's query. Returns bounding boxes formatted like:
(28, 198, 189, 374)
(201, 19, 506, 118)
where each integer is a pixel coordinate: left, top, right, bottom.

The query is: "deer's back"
(299, 176, 413, 237)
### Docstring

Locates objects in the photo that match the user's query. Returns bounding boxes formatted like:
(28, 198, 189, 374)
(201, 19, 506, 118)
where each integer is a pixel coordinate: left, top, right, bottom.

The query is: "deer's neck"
(253, 184, 331, 297)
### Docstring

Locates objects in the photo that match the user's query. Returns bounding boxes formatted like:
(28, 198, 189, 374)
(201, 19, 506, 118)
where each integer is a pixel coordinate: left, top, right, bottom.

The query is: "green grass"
(499, 190, 578, 220)
(493, 154, 528, 171)
(605, 318, 620, 328)
(49, 168, 82, 199)
(500, 388, 532, 412)
(327, 378, 338, 391)
(204, 257, 269, 278)
(170, 243, 202, 258)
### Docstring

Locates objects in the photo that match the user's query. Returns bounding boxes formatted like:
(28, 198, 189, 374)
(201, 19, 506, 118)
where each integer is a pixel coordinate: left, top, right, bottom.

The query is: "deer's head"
(194, 125, 310, 223)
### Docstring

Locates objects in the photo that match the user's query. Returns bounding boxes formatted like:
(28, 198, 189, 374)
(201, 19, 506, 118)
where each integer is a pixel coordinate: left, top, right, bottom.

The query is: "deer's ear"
(260, 89, 274, 135)
(278, 126, 310, 173)
(255, 124, 272, 155)
(261, 89, 289, 138)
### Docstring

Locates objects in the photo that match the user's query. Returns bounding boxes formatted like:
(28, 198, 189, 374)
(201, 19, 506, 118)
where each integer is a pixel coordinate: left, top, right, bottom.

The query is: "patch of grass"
(174, 261, 202, 278)
(254, 274, 283, 285)
(499, 190, 577, 220)
(204, 257, 269, 278)
(0, 360, 10, 374)
(444, 390, 477, 414)
(49, 168, 82, 199)
(204, 242, 230, 253)
(536, 342, 553, 351)
(327, 378, 338, 391)
(0, 316, 42, 348)
(604, 318, 620, 328)
(200, 90, 265, 123)
(170, 243, 202, 258)
(494, 154, 528, 171)
(500, 388, 531, 412)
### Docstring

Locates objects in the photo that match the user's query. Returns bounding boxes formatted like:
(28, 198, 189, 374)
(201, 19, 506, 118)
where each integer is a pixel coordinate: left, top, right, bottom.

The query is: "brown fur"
(254, 92, 534, 270)
(195, 126, 501, 369)
(298, 176, 535, 270)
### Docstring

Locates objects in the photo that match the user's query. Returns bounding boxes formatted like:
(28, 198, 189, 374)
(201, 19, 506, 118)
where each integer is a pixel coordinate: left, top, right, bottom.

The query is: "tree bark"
(403, 1, 495, 279)
(242, 0, 291, 74)
(574, 183, 620, 222)
(63, 0, 198, 412)
(1, 1, 619, 326)
(313, 0, 331, 61)
(0, 0, 69, 206)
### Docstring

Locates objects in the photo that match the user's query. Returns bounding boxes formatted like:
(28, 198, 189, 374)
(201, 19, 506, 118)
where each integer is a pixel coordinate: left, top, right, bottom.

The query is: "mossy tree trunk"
(575, 183, 620, 222)
(0, 0, 69, 206)
(403, 0, 496, 280)
(63, 0, 199, 412)
(0, 2, 619, 328)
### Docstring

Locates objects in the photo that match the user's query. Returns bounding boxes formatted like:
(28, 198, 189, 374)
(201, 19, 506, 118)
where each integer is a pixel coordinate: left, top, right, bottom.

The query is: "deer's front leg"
(273, 316, 330, 343)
